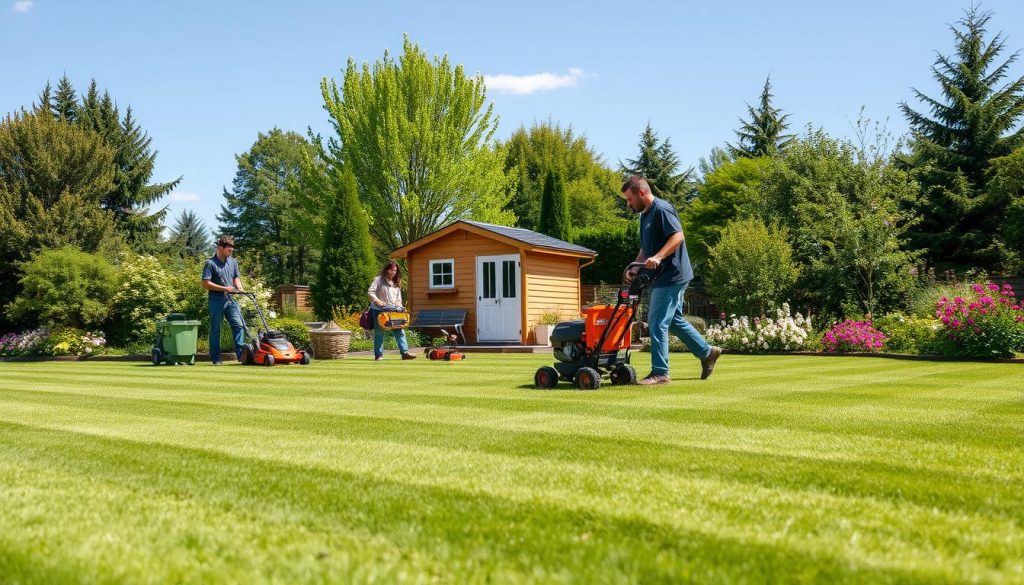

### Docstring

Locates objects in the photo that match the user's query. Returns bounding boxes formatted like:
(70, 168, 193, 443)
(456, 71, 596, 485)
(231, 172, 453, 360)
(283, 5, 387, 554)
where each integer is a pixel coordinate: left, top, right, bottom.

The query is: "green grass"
(0, 354, 1022, 584)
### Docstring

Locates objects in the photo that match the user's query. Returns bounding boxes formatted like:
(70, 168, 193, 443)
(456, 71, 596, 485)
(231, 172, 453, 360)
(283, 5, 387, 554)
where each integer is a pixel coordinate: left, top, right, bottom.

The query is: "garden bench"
(411, 309, 467, 344)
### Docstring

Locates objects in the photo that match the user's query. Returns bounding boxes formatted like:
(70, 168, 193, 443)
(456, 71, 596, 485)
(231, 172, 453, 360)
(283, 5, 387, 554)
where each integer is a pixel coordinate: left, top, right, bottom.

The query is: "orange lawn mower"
(230, 291, 310, 366)
(534, 263, 658, 390)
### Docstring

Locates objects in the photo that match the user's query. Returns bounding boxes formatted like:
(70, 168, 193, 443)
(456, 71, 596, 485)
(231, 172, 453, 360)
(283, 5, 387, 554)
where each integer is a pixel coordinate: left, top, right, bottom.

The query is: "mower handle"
(623, 262, 646, 281)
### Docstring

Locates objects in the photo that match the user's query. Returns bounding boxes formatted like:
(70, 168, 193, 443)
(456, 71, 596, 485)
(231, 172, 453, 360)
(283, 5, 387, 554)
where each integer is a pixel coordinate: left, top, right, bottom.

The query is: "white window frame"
(429, 258, 455, 289)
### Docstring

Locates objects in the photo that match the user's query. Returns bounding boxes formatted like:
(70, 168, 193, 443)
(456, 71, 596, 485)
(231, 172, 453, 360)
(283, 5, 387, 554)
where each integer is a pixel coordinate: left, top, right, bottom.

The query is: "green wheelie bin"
(151, 313, 200, 365)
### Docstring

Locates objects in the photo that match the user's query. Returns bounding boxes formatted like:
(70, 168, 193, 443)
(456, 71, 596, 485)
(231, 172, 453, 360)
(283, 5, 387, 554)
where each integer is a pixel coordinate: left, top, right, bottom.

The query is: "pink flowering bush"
(934, 282, 1024, 358)
(822, 320, 887, 352)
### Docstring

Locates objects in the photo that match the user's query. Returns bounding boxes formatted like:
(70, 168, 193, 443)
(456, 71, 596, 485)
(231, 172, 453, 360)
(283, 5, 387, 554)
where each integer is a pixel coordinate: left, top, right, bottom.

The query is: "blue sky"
(2, 0, 1023, 234)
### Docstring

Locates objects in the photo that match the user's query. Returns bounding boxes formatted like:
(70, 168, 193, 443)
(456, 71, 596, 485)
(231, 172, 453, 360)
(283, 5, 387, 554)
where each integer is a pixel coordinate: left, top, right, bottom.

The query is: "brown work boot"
(401, 352, 417, 360)
(638, 373, 671, 386)
(700, 346, 723, 380)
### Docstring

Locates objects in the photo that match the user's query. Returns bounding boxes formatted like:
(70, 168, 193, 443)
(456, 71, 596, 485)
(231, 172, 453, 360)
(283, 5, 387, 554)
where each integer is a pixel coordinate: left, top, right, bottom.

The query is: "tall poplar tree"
(319, 36, 513, 255)
(538, 170, 571, 242)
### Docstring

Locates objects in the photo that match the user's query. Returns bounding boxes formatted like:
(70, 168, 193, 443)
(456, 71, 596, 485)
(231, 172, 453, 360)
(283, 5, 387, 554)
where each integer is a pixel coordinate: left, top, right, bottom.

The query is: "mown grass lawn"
(0, 353, 1022, 584)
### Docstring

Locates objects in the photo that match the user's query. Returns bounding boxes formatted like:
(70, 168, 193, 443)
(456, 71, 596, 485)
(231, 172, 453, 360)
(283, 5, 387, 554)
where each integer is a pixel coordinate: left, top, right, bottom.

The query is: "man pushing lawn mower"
(620, 176, 722, 385)
(201, 235, 246, 365)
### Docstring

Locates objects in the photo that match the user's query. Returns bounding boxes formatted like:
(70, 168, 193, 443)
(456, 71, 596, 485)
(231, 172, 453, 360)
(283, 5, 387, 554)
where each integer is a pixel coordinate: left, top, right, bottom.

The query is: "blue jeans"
(209, 296, 245, 362)
(371, 308, 409, 358)
(648, 283, 712, 376)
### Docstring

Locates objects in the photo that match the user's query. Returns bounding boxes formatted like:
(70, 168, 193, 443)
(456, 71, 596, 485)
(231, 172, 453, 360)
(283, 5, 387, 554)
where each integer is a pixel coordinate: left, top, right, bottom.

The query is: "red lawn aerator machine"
(230, 291, 310, 367)
(534, 263, 657, 390)
(427, 329, 466, 361)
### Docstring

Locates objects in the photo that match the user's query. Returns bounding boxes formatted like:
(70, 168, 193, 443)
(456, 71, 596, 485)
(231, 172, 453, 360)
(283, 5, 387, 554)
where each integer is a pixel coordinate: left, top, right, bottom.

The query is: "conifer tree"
(52, 75, 78, 122)
(218, 128, 317, 286)
(619, 123, 694, 208)
(900, 7, 1024, 266)
(311, 167, 376, 320)
(538, 170, 571, 242)
(35, 82, 53, 115)
(40, 77, 180, 250)
(167, 210, 212, 260)
(728, 76, 795, 158)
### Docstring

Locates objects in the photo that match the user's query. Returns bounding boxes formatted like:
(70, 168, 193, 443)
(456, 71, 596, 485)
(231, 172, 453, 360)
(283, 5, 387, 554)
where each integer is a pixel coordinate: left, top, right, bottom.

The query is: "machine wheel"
(188, 355, 196, 366)
(610, 364, 637, 386)
(575, 367, 602, 390)
(264, 354, 275, 367)
(240, 344, 254, 365)
(534, 366, 559, 389)
(151, 349, 162, 366)
(299, 352, 310, 365)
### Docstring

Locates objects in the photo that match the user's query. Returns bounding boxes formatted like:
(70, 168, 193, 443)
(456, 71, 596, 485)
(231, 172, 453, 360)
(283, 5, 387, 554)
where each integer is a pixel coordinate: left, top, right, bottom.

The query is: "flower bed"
(933, 282, 1024, 358)
(705, 303, 814, 353)
(822, 320, 887, 353)
(0, 328, 106, 357)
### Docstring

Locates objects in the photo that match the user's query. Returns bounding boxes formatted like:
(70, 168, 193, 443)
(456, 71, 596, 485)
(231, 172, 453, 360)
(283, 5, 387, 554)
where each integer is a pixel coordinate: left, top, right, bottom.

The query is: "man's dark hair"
(621, 176, 652, 195)
(216, 235, 235, 248)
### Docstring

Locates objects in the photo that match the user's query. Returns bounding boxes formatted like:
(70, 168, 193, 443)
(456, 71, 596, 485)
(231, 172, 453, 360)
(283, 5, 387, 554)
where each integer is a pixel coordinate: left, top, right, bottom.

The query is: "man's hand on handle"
(624, 266, 639, 284)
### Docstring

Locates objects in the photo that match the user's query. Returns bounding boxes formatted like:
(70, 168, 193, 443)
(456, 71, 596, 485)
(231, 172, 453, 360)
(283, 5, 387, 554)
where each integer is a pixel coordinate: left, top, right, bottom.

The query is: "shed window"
(430, 259, 455, 288)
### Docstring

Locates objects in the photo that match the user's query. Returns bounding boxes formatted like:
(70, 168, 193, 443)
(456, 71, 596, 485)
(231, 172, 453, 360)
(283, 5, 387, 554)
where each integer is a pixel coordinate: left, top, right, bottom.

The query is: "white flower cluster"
(705, 303, 814, 353)
(81, 332, 106, 354)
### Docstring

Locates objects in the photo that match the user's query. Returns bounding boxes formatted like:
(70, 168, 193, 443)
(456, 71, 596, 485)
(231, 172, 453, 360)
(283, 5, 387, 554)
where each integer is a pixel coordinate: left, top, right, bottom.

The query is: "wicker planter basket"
(309, 322, 351, 359)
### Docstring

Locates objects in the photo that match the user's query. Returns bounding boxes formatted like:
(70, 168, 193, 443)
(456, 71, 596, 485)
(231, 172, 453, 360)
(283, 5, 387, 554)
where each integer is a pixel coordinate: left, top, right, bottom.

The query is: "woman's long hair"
(379, 260, 402, 287)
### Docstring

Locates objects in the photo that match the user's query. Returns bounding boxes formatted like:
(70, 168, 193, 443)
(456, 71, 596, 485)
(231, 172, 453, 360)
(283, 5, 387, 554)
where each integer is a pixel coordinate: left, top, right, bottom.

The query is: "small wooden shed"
(273, 284, 312, 314)
(391, 221, 596, 344)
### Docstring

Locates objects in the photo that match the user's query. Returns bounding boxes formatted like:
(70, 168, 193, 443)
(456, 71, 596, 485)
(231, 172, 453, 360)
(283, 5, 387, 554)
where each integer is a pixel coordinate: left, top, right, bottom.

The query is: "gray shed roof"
(461, 221, 596, 255)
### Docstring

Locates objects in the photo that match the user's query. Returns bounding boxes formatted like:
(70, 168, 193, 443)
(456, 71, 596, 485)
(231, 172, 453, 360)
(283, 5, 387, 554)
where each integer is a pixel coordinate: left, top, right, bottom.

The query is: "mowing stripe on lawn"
(1, 355, 1022, 583)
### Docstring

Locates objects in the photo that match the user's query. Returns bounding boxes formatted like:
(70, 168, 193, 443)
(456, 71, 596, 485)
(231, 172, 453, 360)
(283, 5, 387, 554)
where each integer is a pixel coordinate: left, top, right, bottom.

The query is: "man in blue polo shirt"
(201, 235, 246, 365)
(621, 176, 722, 385)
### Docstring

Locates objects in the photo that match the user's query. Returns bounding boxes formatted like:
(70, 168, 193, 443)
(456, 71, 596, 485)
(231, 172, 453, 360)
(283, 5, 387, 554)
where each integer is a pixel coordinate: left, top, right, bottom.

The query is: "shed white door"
(476, 254, 521, 342)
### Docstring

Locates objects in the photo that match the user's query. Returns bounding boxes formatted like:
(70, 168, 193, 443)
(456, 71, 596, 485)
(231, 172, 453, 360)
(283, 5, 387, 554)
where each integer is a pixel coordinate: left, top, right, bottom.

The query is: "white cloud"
(484, 67, 585, 95)
(169, 191, 201, 202)
(13, 1, 33, 13)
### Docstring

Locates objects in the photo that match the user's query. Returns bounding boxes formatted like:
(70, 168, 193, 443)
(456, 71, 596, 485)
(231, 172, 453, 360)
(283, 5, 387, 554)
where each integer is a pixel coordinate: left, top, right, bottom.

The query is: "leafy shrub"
(872, 313, 941, 354)
(822, 320, 887, 353)
(7, 247, 117, 329)
(281, 306, 317, 322)
(166, 257, 210, 334)
(268, 317, 312, 352)
(106, 253, 177, 346)
(575, 223, 639, 285)
(934, 282, 1024, 358)
(705, 218, 799, 317)
(684, 315, 707, 335)
(704, 303, 814, 353)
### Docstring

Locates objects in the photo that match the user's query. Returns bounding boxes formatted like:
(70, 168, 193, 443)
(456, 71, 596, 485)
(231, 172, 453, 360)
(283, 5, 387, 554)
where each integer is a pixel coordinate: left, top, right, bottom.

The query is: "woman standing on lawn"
(368, 261, 416, 361)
